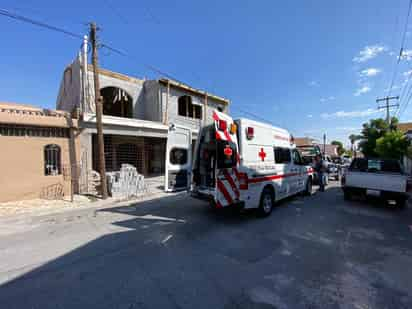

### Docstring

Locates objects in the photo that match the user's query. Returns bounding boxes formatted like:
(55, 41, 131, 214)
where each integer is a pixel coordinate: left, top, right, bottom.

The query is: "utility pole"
(376, 96, 399, 125)
(323, 133, 326, 156)
(90, 22, 108, 199)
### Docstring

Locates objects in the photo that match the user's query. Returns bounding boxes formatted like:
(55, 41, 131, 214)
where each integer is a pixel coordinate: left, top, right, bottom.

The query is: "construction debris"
(107, 164, 146, 200)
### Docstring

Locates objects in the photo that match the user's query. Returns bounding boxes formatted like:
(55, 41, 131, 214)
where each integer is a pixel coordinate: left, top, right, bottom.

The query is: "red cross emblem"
(224, 145, 233, 158)
(258, 148, 266, 161)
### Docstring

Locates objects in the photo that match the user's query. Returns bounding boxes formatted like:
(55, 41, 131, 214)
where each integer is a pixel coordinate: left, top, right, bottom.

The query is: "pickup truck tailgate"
(346, 171, 407, 193)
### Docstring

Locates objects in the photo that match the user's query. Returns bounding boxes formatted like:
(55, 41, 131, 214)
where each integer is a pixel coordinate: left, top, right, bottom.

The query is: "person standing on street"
(314, 154, 326, 192)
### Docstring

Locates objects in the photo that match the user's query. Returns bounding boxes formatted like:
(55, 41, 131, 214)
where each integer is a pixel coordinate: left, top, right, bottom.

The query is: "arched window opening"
(101, 87, 133, 118)
(44, 144, 61, 176)
(178, 95, 202, 119)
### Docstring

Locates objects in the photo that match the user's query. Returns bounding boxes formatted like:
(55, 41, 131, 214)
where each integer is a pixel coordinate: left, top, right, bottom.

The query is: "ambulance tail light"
(238, 172, 248, 190)
(218, 120, 227, 131)
(230, 123, 237, 135)
(246, 127, 254, 140)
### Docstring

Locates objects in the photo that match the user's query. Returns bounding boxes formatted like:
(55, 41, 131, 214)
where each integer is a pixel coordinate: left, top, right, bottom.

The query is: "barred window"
(44, 144, 61, 176)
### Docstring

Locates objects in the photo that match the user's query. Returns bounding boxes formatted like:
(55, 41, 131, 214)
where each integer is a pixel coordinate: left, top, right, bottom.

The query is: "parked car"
(341, 158, 410, 208)
(325, 155, 340, 181)
(296, 145, 324, 185)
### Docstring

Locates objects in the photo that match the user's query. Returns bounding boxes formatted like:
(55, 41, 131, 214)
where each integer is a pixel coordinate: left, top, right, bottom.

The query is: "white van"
(164, 110, 314, 216)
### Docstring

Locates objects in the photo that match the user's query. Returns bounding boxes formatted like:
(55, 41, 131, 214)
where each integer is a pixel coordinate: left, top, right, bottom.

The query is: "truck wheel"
(397, 197, 407, 209)
(343, 188, 352, 201)
(258, 187, 274, 217)
(304, 178, 313, 196)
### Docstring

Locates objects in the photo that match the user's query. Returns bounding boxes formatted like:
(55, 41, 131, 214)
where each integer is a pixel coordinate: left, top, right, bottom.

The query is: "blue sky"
(1, 0, 411, 146)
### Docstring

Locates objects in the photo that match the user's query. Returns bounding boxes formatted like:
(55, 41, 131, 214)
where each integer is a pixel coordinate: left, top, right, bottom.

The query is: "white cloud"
(354, 85, 371, 96)
(359, 68, 381, 77)
(320, 96, 335, 103)
(307, 114, 313, 118)
(353, 45, 387, 63)
(321, 108, 380, 119)
(336, 127, 360, 131)
(400, 49, 412, 61)
(403, 70, 412, 77)
(309, 80, 319, 87)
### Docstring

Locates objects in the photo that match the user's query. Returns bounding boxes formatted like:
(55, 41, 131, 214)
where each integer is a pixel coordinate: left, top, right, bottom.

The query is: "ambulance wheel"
(258, 187, 274, 217)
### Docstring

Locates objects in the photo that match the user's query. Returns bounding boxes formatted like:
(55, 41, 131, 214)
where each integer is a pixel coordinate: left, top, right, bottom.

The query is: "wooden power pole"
(90, 22, 108, 199)
(376, 96, 399, 125)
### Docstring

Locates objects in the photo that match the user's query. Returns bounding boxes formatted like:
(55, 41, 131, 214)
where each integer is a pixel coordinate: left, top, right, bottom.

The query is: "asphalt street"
(0, 183, 412, 309)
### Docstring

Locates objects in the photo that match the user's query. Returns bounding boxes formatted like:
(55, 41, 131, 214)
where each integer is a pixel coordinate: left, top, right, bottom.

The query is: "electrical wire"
(386, 0, 412, 97)
(0, 6, 227, 118)
(0, 8, 83, 39)
(102, 0, 131, 25)
(230, 107, 273, 125)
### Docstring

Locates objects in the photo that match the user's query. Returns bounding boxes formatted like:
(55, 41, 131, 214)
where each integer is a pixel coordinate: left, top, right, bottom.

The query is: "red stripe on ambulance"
(223, 169, 240, 199)
(217, 179, 234, 205)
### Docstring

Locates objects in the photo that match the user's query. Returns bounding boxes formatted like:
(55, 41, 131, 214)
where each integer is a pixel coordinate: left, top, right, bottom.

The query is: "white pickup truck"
(342, 158, 410, 208)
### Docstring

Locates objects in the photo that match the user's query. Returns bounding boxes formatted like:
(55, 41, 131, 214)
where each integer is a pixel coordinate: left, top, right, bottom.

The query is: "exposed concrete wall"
(84, 69, 145, 118)
(56, 56, 82, 112)
(56, 61, 229, 134)
(0, 134, 81, 203)
(158, 83, 228, 132)
(143, 81, 162, 122)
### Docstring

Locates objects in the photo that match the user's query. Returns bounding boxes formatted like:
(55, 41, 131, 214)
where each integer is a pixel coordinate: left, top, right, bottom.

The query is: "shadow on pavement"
(0, 193, 289, 308)
(1, 186, 412, 308)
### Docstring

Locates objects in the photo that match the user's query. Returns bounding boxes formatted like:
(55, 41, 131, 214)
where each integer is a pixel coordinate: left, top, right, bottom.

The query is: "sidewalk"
(0, 189, 184, 226)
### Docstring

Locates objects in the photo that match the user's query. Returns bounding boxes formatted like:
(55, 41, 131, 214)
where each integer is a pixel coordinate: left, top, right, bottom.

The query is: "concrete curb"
(0, 190, 186, 225)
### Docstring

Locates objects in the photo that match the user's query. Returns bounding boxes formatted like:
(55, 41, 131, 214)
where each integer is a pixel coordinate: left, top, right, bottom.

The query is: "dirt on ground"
(0, 195, 94, 217)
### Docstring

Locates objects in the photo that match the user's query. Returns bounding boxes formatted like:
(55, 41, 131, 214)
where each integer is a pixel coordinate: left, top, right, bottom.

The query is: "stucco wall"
(0, 134, 80, 203)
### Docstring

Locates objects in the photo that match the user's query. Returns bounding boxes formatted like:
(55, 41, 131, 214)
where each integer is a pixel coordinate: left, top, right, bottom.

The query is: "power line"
(376, 96, 399, 124)
(0, 8, 129, 67)
(386, 0, 412, 96)
(102, 0, 132, 25)
(0, 6, 219, 111)
(231, 107, 273, 125)
(0, 8, 83, 39)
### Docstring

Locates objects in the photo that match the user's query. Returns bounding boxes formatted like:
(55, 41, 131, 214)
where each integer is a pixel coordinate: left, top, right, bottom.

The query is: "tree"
(375, 130, 409, 159)
(357, 118, 393, 157)
(331, 140, 345, 156)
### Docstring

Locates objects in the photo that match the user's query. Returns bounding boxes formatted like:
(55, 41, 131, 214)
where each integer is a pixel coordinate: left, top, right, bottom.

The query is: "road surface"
(0, 184, 412, 308)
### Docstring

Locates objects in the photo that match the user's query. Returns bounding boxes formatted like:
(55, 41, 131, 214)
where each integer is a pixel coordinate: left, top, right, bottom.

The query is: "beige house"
(0, 102, 80, 202)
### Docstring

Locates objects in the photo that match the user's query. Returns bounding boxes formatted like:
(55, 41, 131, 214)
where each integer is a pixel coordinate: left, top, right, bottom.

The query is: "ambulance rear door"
(165, 124, 192, 192)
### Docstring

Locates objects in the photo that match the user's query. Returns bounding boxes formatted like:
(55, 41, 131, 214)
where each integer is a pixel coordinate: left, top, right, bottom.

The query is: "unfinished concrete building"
(56, 52, 230, 190)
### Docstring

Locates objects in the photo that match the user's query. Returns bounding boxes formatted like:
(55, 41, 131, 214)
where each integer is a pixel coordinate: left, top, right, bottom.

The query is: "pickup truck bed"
(345, 171, 407, 193)
(342, 158, 410, 208)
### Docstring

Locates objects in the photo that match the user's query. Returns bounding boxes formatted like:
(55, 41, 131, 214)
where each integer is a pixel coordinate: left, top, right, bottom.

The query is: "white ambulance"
(164, 110, 314, 216)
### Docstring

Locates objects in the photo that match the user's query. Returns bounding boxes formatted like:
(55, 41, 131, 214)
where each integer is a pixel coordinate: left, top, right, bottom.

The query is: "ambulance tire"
(258, 186, 274, 217)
